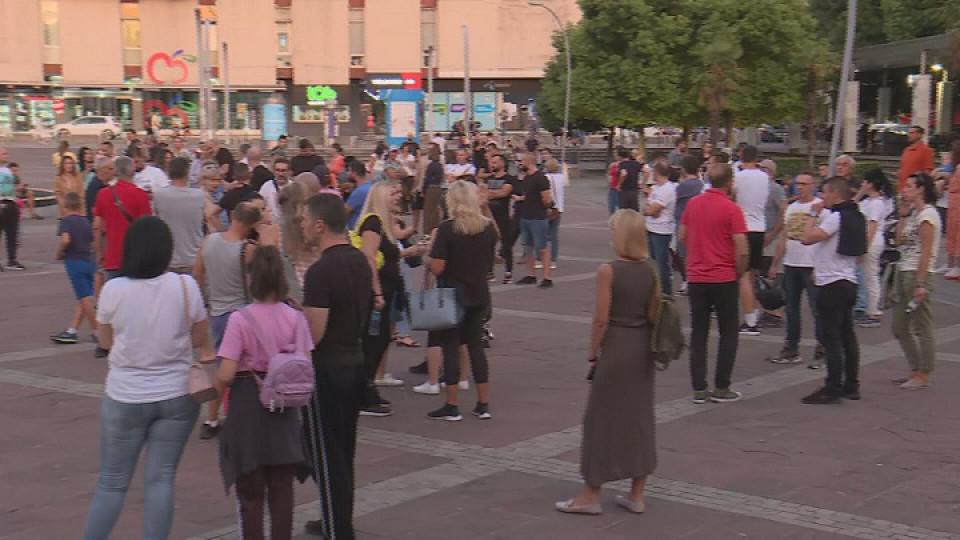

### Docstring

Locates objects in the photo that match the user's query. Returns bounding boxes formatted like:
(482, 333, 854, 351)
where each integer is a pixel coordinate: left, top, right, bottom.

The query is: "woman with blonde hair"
(54, 155, 85, 219)
(425, 180, 499, 421)
(556, 209, 658, 515)
(277, 180, 317, 297)
(357, 181, 428, 415)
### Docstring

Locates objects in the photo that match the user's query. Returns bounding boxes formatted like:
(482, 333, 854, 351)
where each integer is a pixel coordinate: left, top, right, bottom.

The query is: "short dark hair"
(63, 191, 83, 211)
(675, 137, 687, 147)
(741, 145, 759, 163)
(349, 160, 367, 177)
(101, 140, 113, 148)
(248, 245, 289, 302)
(278, 134, 288, 141)
(908, 172, 938, 205)
(618, 149, 631, 159)
(313, 165, 333, 186)
(299, 138, 314, 150)
(233, 162, 251, 182)
(121, 217, 173, 279)
(238, 143, 251, 156)
(709, 163, 734, 189)
(654, 162, 671, 178)
(824, 176, 854, 200)
(232, 201, 262, 226)
(273, 157, 290, 168)
(305, 194, 347, 234)
(715, 151, 730, 163)
(8, 162, 18, 168)
(909, 125, 925, 135)
(168, 157, 190, 180)
(681, 154, 701, 175)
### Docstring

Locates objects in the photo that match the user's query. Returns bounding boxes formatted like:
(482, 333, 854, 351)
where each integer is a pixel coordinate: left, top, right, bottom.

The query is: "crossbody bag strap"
(109, 186, 134, 223)
(240, 241, 250, 303)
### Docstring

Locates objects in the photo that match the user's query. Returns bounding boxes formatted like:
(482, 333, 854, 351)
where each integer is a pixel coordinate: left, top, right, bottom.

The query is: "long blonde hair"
(445, 180, 489, 235)
(609, 209, 649, 261)
(358, 181, 398, 242)
(278, 181, 309, 259)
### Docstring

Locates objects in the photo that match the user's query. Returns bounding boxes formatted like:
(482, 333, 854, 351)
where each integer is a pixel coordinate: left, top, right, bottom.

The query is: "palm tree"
(695, 33, 742, 148)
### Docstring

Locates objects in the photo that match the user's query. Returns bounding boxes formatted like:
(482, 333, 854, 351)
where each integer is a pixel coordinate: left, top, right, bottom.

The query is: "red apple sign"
(146, 52, 189, 85)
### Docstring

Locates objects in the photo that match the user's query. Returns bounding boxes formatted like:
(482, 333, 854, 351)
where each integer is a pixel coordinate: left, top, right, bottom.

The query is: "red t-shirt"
(608, 162, 620, 189)
(94, 181, 152, 270)
(681, 188, 747, 284)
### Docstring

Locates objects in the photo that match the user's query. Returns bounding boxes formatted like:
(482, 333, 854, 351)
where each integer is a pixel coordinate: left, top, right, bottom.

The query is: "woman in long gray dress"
(556, 209, 659, 516)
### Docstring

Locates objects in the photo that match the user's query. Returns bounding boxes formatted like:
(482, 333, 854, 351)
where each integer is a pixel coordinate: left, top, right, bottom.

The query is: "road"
(1, 149, 959, 539)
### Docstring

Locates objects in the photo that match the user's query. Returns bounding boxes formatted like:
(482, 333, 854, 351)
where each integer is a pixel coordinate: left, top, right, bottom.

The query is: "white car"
(52, 116, 122, 140)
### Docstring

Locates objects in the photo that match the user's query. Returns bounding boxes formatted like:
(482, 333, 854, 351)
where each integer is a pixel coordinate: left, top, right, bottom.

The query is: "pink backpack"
(238, 308, 315, 412)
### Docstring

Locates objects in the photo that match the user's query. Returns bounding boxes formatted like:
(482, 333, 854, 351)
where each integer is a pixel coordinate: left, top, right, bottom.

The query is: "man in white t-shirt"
(644, 162, 678, 295)
(768, 173, 824, 366)
(133, 152, 170, 193)
(733, 145, 769, 335)
(800, 177, 864, 404)
(444, 149, 476, 183)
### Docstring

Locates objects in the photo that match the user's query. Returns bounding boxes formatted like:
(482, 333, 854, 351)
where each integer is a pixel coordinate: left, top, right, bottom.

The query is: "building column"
(842, 80, 859, 153)
(911, 74, 932, 139)
(876, 87, 892, 123)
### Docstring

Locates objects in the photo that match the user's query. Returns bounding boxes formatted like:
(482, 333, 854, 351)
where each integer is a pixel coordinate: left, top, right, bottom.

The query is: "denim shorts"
(521, 218, 549, 253)
(64, 258, 96, 299)
(210, 312, 233, 350)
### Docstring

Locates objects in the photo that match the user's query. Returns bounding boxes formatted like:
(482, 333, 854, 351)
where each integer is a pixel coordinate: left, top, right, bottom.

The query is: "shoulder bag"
(646, 260, 686, 371)
(407, 260, 464, 332)
(181, 275, 218, 403)
(109, 186, 134, 223)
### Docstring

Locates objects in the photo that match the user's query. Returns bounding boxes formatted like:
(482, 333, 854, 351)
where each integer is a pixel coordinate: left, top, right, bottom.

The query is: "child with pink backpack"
(215, 245, 314, 540)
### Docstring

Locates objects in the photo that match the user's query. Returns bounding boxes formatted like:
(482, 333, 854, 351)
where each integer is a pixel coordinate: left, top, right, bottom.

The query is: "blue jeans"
(854, 264, 866, 314)
(84, 394, 199, 540)
(548, 214, 561, 262)
(647, 232, 673, 296)
(782, 265, 823, 352)
(607, 189, 619, 215)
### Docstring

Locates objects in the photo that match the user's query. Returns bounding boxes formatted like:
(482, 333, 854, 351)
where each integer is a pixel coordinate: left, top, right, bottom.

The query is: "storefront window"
(349, 9, 365, 66)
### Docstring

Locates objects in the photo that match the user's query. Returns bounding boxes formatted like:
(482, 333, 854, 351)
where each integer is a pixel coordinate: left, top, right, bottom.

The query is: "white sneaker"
(534, 262, 544, 270)
(550, 263, 557, 270)
(935, 265, 950, 274)
(413, 381, 440, 395)
(375, 374, 405, 387)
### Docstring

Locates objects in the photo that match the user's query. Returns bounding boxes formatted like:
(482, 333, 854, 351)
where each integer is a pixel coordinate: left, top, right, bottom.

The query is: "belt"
(235, 370, 266, 378)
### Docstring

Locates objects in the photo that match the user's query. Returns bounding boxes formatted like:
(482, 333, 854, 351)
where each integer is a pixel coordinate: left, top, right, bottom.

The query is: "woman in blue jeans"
(84, 217, 214, 540)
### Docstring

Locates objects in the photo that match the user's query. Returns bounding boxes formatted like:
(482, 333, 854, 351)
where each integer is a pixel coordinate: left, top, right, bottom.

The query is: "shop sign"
(306, 85, 338, 105)
(367, 73, 422, 90)
(146, 50, 196, 85)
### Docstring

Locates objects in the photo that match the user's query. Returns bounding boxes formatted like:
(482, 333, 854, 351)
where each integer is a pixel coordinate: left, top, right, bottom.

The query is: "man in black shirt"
(300, 194, 372, 540)
(486, 154, 517, 284)
(516, 153, 555, 288)
(616, 148, 642, 210)
(292, 138, 325, 176)
(217, 163, 258, 217)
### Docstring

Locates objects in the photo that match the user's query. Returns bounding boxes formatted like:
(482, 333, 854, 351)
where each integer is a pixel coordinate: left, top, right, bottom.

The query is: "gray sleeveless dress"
(580, 259, 658, 486)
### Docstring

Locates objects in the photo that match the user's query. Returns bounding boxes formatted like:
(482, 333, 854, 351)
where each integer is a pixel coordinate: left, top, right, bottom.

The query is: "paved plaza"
(2, 148, 960, 540)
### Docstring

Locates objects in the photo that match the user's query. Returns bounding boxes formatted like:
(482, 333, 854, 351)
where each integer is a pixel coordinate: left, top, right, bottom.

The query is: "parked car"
(52, 116, 121, 140)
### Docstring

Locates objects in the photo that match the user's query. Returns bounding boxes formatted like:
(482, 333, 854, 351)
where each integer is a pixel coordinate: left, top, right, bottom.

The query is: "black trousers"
(236, 464, 296, 540)
(688, 282, 740, 391)
(0, 200, 19, 263)
(617, 189, 639, 211)
(361, 283, 396, 406)
(302, 345, 366, 540)
(490, 202, 514, 274)
(815, 280, 860, 394)
(435, 305, 490, 387)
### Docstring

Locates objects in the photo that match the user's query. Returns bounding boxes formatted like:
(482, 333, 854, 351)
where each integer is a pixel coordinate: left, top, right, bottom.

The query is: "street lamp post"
(827, 0, 857, 177)
(425, 46, 435, 141)
(931, 63, 950, 135)
(528, 1, 571, 168)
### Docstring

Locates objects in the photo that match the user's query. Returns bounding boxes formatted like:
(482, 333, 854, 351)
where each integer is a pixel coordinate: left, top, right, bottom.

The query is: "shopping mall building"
(0, 0, 579, 141)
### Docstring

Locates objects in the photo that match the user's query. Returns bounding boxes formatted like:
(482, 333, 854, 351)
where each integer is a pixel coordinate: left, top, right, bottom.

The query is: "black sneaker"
(50, 330, 79, 344)
(738, 323, 760, 336)
(427, 404, 463, 421)
(472, 402, 492, 420)
(539, 279, 554, 289)
(759, 313, 783, 328)
(304, 520, 325, 536)
(359, 404, 393, 417)
(409, 361, 428, 375)
(516, 275, 537, 285)
(94, 347, 109, 358)
(801, 387, 842, 405)
(842, 385, 861, 401)
(5, 261, 25, 271)
(710, 388, 742, 403)
(767, 349, 801, 365)
(199, 421, 221, 439)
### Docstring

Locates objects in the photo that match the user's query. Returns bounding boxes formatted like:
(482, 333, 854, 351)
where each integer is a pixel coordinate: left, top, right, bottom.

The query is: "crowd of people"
(1, 129, 569, 539)
(1, 122, 957, 535)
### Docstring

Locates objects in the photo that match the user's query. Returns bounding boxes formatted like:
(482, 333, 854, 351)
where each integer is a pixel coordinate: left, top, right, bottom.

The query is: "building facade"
(0, 0, 580, 140)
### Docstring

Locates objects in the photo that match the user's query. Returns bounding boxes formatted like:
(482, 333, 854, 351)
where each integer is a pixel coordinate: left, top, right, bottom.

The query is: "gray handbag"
(408, 281, 464, 331)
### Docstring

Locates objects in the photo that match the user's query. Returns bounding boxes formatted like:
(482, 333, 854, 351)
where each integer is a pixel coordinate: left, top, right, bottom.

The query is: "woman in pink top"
(215, 246, 313, 540)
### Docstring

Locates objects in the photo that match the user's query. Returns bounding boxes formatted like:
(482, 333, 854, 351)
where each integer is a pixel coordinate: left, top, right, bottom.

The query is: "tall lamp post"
(528, 1, 571, 167)
(827, 0, 857, 177)
(931, 63, 950, 135)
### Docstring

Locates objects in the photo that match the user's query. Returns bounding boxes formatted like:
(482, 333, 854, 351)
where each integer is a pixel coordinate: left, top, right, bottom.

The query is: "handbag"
(646, 261, 686, 371)
(407, 270, 464, 331)
(180, 275, 218, 403)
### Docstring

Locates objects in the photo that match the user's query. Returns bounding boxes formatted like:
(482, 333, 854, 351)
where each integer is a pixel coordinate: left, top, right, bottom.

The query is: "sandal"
(394, 335, 420, 348)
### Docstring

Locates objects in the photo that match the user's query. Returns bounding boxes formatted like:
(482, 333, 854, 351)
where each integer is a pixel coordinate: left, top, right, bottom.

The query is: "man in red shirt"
(898, 125, 934, 191)
(679, 163, 749, 404)
(607, 150, 625, 215)
(93, 156, 152, 281)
